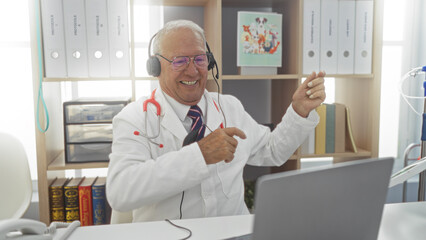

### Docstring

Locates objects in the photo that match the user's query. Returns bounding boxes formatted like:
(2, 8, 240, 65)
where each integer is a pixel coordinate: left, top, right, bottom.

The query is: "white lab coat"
(106, 88, 319, 222)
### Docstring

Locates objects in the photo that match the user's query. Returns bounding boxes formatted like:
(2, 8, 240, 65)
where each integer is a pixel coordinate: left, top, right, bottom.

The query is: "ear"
(256, 17, 260, 23)
(264, 18, 268, 23)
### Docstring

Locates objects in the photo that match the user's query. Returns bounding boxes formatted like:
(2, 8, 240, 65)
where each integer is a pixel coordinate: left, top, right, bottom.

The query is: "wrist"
(292, 103, 309, 118)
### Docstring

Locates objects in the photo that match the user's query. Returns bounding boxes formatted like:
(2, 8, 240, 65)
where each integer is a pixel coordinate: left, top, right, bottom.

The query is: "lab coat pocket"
(216, 153, 246, 199)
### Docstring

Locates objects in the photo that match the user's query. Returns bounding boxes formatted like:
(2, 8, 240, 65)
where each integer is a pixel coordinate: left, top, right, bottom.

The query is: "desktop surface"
(55, 202, 426, 240)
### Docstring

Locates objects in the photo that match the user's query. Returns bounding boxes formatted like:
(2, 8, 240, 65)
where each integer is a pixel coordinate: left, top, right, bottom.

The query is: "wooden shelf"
(299, 74, 374, 79)
(48, 151, 109, 171)
(32, 0, 384, 224)
(43, 76, 216, 82)
(300, 148, 371, 159)
(222, 74, 299, 80)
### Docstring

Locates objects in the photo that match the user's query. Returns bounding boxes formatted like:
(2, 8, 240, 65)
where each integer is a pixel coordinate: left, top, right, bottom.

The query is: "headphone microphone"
(146, 32, 219, 79)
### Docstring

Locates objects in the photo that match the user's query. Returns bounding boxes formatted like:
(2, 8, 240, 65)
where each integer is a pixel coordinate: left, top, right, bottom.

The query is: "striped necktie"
(187, 105, 206, 142)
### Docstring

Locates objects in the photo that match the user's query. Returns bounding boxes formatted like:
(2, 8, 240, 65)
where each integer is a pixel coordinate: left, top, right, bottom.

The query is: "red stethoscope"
(134, 89, 224, 148)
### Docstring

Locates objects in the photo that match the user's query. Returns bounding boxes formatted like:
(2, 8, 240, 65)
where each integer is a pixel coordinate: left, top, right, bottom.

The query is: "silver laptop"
(230, 157, 394, 240)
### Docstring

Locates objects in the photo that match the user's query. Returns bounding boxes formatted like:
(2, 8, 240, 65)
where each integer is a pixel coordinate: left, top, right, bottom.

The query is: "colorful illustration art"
(237, 11, 282, 67)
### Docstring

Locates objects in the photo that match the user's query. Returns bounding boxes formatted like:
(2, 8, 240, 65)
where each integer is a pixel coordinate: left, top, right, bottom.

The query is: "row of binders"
(41, 0, 130, 78)
(49, 176, 111, 226)
(303, 0, 373, 74)
(301, 103, 357, 155)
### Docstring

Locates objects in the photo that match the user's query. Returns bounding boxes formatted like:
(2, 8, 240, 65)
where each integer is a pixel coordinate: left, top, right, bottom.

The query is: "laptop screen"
(251, 157, 393, 240)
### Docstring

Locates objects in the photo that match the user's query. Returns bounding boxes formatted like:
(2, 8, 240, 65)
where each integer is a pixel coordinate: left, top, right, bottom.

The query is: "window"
(0, 1, 163, 180)
(0, 0, 37, 179)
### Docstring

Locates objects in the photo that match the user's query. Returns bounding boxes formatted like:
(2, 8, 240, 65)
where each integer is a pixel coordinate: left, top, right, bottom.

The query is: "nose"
(184, 58, 199, 75)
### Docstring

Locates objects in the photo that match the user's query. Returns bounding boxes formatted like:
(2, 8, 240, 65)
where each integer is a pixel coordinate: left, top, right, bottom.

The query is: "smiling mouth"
(180, 80, 197, 86)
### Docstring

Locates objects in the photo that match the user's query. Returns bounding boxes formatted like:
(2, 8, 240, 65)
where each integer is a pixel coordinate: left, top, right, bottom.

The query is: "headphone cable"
(179, 191, 185, 219)
(165, 219, 192, 240)
(212, 69, 227, 128)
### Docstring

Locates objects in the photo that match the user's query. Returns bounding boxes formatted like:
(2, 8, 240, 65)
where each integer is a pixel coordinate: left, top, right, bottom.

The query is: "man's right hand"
(197, 127, 247, 164)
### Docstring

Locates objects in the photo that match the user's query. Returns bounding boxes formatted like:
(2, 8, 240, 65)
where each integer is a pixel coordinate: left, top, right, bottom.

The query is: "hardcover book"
(315, 104, 327, 154)
(49, 177, 70, 222)
(79, 177, 97, 226)
(334, 103, 346, 153)
(345, 106, 358, 153)
(92, 177, 108, 225)
(64, 177, 84, 222)
(237, 11, 282, 67)
(325, 103, 336, 153)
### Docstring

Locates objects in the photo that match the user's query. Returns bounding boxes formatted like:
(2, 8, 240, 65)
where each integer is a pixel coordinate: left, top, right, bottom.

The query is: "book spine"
(315, 104, 327, 154)
(325, 104, 336, 153)
(345, 107, 358, 153)
(92, 185, 107, 224)
(79, 186, 93, 226)
(64, 186, 80, 222)
(49, 186, 65, 222)
(334, 103, 346, 153)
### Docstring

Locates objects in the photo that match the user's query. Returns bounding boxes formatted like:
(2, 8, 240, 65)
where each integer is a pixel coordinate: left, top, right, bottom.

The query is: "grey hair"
(152, 20, 206, 55)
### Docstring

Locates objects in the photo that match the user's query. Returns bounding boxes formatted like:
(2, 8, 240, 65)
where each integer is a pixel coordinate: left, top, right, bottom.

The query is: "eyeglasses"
(156, 54, 209, 71)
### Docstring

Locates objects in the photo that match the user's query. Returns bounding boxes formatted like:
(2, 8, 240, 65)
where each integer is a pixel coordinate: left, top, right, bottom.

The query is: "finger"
(224, 152, 235, 163)
(318, 70, 326, 77)
(302, 71, 317, 88)
(223, 127, 247, 139)
(307, 76, 325, 89)
(308, 90, 326, 100)
(226, 135, 239, 148)
(306, 83, 325, 96)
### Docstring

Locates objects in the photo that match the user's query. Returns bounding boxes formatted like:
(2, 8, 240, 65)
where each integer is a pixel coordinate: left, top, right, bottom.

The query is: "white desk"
(56, 202, 426, 240)
(378, 202, 426, 240)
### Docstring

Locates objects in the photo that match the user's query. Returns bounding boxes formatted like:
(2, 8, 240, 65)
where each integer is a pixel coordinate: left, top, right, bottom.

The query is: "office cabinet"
(29, 0, 384, 223)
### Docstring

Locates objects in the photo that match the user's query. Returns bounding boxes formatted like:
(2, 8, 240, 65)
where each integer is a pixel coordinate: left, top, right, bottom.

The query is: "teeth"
(181, 81, 197, 85)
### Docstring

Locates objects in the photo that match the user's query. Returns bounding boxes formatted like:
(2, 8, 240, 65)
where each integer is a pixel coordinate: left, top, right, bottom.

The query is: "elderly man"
(107, 19, 326, 222)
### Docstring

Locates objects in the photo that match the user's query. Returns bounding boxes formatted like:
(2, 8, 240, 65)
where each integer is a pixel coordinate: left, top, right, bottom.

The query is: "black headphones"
(146, 32, 218, 78)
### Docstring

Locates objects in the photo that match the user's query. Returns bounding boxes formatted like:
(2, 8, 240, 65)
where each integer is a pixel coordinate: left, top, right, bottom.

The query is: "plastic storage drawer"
(64, 98, 130, 124)
(66, 143, 112, 163)
(65, 124, 112, 143)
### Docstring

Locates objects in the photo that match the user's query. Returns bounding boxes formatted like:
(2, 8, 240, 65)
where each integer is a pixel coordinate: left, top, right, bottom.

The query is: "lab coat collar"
(162, 91, 207, 123)
(147, 88, 223, 142)
(152, 88, 188, 142)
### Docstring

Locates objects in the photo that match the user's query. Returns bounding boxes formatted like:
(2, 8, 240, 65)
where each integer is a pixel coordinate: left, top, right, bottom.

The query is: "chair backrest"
(0, 132, 32, 220)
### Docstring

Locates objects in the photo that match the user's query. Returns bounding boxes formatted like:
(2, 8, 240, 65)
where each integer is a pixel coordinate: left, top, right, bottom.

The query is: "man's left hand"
(292, 71, 326, 118)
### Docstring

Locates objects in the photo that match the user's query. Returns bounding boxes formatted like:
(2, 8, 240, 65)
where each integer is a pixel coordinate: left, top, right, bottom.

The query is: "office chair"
(0, 132, 32, 219)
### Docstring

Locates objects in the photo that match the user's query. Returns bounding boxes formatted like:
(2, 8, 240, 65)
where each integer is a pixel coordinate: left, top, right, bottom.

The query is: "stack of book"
(301, 103, 357, 155)
(49, 176, 111, 226)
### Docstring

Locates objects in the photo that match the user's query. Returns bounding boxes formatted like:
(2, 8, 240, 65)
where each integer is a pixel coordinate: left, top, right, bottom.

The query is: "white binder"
(302, 0, 321, 74)
(320, 0, 338, 74)
(40, 0, 67, 77)
(85, 0, 110, 77)
(354, 0, 374, 74)
(107, 0, 130, 77)
(337, 0, 356, 74)
(63, 0, 88, 77)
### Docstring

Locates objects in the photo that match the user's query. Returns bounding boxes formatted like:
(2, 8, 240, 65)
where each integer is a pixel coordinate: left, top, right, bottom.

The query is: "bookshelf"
(29, 0, 384, 223)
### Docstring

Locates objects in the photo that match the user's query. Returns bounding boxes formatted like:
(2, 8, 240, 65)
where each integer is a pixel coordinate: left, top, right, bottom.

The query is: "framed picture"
(237, 11, 282, 67)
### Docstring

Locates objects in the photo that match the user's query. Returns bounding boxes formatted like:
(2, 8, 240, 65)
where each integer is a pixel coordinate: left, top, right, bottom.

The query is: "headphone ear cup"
(146, 56, 161, 77)
(207, 53, 216, 71)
